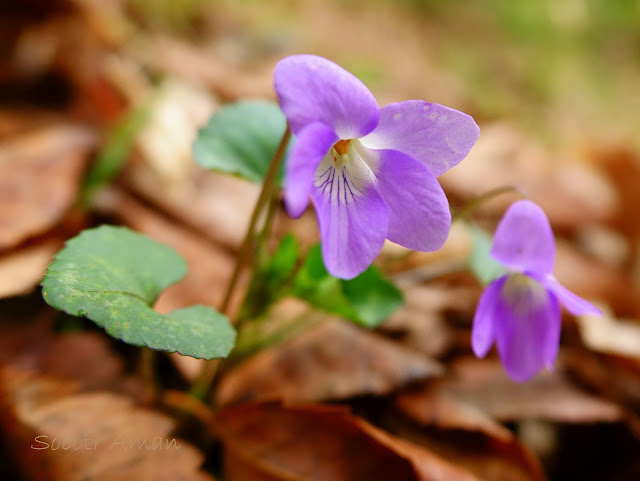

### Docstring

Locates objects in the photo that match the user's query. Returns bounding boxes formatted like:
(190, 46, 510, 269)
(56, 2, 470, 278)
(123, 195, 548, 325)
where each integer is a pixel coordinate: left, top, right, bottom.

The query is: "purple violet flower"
(274, 55, 479, 279)
(472, 200, 602, 382)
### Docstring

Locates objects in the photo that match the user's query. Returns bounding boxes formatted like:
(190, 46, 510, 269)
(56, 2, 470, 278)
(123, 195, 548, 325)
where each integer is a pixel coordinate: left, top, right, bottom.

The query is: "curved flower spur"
(274, 55, 480, 279)
(472, 200, 602, 382)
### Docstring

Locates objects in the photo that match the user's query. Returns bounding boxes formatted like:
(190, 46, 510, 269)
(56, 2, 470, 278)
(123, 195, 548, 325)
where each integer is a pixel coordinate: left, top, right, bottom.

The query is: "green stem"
(218, 127, 291, 317)
(229, 308, 324, 366)
(256, 192, 279, 264)
(233, 190, 279, 326)
(189, 126, 291, 401)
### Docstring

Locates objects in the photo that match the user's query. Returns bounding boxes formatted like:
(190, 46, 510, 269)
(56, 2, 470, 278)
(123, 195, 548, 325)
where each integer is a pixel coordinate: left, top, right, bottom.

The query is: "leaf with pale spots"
(41, 226, 235, 359)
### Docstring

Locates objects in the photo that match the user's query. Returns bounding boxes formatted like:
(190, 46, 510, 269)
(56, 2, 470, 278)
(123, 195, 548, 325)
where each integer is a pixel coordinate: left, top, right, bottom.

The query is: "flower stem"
(163, 389, 213, 425)
(189, 126, 291, 401)
(140, 347, 158, 399)
(218, 127, 291, 317)
(453, 185, 527, 221)
(229, 307, 324, 366)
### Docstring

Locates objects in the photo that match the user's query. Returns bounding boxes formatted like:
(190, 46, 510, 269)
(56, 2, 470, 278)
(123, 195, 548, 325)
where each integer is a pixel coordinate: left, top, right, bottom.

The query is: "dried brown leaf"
(0, 239, 62, 298)
(0, 367, 214, 481)
(213, 401, 480, 481)
(386, 419, 546, 481)
(563, 349, 640, 408)
(37, 333, 126, 391)
(397, 386, 513, 442)
(594, 146, 640, 246)
(576, 310, 640, 361)
(127, 35, 274, 101)
(122, 161, 259, 250)
(0, 125, 95, 250)
(0, 109, 63, 141)
(439, 124, 618, 228)
(395, 385, 547, 481)
(382, 283, 476, 358)
(431, 358, 623, 424)
(216, 317, 443, 405)
(0, 323, 131, 394)
(554, 240, 640, 316)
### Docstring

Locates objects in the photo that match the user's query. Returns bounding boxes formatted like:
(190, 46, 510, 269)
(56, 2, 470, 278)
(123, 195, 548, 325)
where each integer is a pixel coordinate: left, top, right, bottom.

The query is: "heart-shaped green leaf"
(193, 100, 288, 184)
(42, 225, 235, 359)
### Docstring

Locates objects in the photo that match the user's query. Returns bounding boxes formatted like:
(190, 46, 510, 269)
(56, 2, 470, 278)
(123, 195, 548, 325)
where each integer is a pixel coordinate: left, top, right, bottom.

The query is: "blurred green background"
(130, 0, 640, 148)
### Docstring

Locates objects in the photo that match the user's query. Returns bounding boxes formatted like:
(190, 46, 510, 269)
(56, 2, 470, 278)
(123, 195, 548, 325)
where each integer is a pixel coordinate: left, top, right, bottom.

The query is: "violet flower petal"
(494, 276, 561, 382)
(284, 122, 338, 218)
(472, 275, 507, 358)
(543, 275, 602, 316)
(274, 55, 379, 138)
(360, 146, 451, 251)
(360, 100, 480, 177)
(491, 200, 556, 276)
(311, 154, 388, 280)
(541, 294, 562, 371)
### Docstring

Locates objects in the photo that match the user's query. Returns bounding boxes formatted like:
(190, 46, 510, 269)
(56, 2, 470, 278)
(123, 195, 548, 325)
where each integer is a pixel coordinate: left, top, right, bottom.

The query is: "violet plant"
(40, 54, 598, 400)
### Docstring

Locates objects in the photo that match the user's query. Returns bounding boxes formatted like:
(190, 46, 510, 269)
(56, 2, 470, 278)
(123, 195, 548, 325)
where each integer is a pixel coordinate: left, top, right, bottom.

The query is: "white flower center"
(313, 139, 378, 205)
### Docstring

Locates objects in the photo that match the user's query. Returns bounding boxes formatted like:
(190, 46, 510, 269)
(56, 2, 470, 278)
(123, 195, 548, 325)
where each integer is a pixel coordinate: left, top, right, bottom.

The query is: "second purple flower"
(472, 200, 602, 382)
(274, 55, 480, 279)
